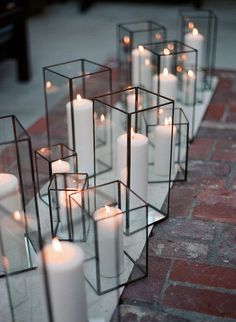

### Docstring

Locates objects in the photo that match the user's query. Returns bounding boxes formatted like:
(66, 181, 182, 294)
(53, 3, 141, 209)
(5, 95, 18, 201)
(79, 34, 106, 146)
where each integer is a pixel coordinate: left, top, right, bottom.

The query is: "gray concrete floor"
(0, 0, 236, 129)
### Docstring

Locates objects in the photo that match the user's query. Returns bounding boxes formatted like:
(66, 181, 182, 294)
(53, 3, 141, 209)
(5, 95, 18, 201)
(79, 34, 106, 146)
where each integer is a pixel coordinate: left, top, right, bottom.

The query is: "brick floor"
(116, 71, 236, 321)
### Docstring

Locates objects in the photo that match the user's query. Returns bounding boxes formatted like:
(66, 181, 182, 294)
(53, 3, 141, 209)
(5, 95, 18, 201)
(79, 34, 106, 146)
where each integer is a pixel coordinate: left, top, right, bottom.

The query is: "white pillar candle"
(182, 70, 196, 106)
(117, 129, 148, 204)
(0, 211, 28, 272)
(58, 190, 82, 239)
(184, 27, 204, 89)
(51, 159, 70, 174)
(37, 239, 87, 322)
(132, 45, 152, 90)
(0, 173, 22, 216)
(154, 117, 177, 176)
(94, 205, 123, 278)
(66, 95, 94, 175)
(152, 68, 178, 103)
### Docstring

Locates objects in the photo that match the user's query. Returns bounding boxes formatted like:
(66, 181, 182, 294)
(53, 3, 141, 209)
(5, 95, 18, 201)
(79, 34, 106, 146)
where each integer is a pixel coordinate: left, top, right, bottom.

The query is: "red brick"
(121, 256, 170, 303)
(198, 127, 236, 140)
(225, 113, 236, 123)
(27, 117, 47, 136)
(216, 226, 236, 266)
(188, 161, 230, 178)
(149, 237, 208, 261)
(169, 186, 195, 217)
(162, 284, 236, 319)
(196, 187, 236, 206)
(193, 204, 236, 224)
(228, 104, 236, 113)
(204, 103, 225, 121)
(170, 260, 236, 289)
(189, 138, 214, 160)
(153, 218, 216, 241)
(211, 139, 236, 162)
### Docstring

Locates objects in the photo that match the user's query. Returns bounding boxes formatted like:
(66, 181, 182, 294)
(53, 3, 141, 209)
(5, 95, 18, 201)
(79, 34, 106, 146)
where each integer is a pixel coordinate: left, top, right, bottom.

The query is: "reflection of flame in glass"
(155, 32, 162, 40)
(46, 81, 51, 89)
(2, 256, 9, 271)
(13, 211, 21, 221)
(176, 65, 183, 73)
(52, 238, 62, 252)
(168, 43, 174, 51)
(123, 36, 130, 45)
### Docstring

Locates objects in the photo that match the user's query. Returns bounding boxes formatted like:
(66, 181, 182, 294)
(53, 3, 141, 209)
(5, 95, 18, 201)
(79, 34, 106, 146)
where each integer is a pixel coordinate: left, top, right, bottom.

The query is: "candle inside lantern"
(182, 69, 196, 106)
(152, 67, 178, 103)
(154, 117, 177, 176)
(117, 128, 148, 207)
(66, 94, 94, 175)
(131, 45, 152, 90)
(94, 205, 124, 277)
(51, 159, 70, 174)
(37, 239, 87, 322)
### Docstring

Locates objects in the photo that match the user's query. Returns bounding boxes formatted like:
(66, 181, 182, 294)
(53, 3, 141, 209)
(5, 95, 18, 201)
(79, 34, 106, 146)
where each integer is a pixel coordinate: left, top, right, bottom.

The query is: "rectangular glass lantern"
(35, 143, 78, 205)
(70, 180, 148, 295)
(142, 41, 198, 139)
(117, 20, 167, 89)
(43, 59, 112, 176)
(0, 115, 41, 277)
(93, 87, 175, 225)
(48, 173, 89, 242)
(179, 9, 217, 91)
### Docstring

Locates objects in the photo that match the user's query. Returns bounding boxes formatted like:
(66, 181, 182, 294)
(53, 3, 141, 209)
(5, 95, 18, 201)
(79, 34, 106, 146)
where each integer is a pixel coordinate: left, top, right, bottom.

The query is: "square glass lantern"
(43, 59, 112, 176)
(117, 20, 167, 89)
(93, 87, 176, 225)
(48, 173, 89, 242)
(0, 115, 41, 277)
(179, 9, 217, 91)
(35, 143, 78, 205)
(142, 41, 198, 139)
(70, 180, 148, 295)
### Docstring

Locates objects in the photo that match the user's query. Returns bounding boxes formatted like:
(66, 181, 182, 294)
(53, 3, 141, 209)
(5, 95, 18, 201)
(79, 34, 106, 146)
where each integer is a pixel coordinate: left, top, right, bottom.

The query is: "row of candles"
(0, 20, 205, 322)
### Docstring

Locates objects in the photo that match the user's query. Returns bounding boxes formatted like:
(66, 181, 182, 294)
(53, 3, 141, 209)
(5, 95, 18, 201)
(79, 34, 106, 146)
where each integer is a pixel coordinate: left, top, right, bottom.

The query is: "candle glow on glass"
(188, 22, 194, 30)
(155, 32, 162, 40)
(13, 210, 21, 221)
(123, 36, 130, 45)
(46, 81, 51, 89)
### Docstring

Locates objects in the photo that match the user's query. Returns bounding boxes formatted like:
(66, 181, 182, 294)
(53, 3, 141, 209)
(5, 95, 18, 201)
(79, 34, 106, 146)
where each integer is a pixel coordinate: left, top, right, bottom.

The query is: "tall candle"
(117, 129, 148, 205)
(152, 68, 178, 103)
(94, 205, 123, 277)
(132, 45, 152, 90)
(154, 117, 177, 176)
(37, 239, 87, 322)
(0, 211, 28, 272)
(66, 95, 94, 175)
(0, 173, 22, 216)
(182, 69, 196, 106)
(184, 27, 204, 89)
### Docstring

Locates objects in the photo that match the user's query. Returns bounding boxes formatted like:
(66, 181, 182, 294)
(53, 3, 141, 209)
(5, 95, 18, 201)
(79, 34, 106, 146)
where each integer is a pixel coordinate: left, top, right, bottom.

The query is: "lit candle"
(184, 27, 204, 89)
(152, 68, 178, 103)
(0, 173, 22, 216)
(51, 159, 70, 174)
(154, 117, 177, 176)
(93, 205, 123, 277)
(161, 47, 173, 71)
(117, 128, 148, 205)
(37, 239, 87, 322)
(0, 211, 28, 272)
(66, 94, 94, 175)
(131, 45, 152, 89)
(182, 69, 196, 106)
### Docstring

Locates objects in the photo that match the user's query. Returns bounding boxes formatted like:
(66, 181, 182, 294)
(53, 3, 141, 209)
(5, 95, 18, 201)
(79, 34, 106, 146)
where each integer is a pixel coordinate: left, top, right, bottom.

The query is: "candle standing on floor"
(66, 94, 94, 175)
(37, 239, 87, 322)
(94, 205, 124, 277)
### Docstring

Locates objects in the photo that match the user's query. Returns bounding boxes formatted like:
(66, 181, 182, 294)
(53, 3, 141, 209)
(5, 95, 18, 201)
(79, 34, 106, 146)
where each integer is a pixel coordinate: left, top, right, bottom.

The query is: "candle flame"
(188, 70, 194, 77)
(52, 238, 62, 252)
(192, 27, 198, 36)
(144, 59, 150, 66)
(76, 94, 82, 102)
(188, 22, 194, 30)
(105, 204, 110, 216)
(176, 65, 183, 73)
(13, 210, 21, 221)
(164, 48, 170, 56)
(46, 81, 51, 89)
(123, 36, 130, 45)
(138, 45, 144, 52)
(58, 159, 62, 165)
(163, 67, 169, 76)
(131, 128, 135, 139)
(159, 108, 163, 115)
(164, 117, 172, 126)
(101, 114, 105, 122)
